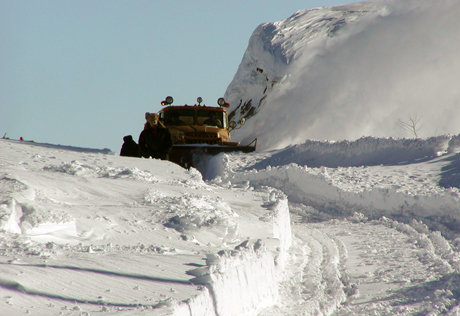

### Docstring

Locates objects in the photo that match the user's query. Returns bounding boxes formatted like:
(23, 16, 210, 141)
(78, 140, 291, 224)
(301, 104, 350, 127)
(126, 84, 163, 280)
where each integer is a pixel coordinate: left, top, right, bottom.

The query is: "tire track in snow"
(260, 215, 460, 315)
(259, 225, 346, 315)
(316, 218, 460, 315)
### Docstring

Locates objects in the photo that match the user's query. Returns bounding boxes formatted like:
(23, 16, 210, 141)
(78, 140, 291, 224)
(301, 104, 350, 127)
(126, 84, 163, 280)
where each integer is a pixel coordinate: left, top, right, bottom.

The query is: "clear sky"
(1, 0, 357, 152)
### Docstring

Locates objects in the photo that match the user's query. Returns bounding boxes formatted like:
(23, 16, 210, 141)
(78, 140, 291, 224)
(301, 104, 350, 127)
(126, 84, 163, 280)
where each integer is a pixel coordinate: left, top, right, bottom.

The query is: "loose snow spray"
(227, 0, 460, 151)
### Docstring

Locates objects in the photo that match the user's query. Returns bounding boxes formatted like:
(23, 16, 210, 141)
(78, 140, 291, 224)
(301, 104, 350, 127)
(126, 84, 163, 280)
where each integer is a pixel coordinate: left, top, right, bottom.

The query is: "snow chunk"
(43, 161, 159, 182)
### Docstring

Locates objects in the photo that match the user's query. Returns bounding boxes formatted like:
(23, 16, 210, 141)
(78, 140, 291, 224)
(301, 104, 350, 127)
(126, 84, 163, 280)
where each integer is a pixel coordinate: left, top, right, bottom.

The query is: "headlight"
(162, 96, 174, 106)
(218, 98, 230, 107)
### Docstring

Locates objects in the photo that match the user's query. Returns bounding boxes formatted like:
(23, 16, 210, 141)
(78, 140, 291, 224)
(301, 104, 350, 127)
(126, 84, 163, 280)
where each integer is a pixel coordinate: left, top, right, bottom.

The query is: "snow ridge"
(173, 193, 292, 316)
(219, 156, 460, 228)
(251, 135, 455, 169)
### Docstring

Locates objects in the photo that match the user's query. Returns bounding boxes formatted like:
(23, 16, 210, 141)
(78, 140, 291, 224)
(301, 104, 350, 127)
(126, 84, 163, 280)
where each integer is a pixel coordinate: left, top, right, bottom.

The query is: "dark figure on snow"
(138, 113, 173, 160)
(120, 135, 141, 157)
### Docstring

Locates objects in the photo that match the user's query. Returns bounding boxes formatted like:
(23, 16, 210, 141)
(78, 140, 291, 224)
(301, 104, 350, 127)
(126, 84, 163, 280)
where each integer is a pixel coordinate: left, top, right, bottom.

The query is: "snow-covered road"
(2, 136, 460, 315)
(217, 136, 460, 315)
(268, 218, 460, 315)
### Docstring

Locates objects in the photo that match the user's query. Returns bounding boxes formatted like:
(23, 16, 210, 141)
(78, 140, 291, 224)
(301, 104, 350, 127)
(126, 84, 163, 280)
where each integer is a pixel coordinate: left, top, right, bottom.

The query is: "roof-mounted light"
(197, 97, 203, 105)
(217, 97, 230, 108)
(161, 96, 174, 106)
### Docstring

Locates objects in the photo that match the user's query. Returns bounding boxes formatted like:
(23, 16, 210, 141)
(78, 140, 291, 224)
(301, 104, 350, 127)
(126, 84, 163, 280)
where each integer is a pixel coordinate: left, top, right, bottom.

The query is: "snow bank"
(0, 139, 296, 315)
(172, 194, 292, 316)
(252, 135, 454, 169)
(226, 161, 460, 222)
(215, 135, 460, 230)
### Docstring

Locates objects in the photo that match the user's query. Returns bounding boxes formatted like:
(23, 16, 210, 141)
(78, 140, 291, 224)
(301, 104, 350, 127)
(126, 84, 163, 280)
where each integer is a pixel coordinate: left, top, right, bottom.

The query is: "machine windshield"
(197, 110, 224, 128)
(164, 109, 226, 128)
(164, 109, 194, 125)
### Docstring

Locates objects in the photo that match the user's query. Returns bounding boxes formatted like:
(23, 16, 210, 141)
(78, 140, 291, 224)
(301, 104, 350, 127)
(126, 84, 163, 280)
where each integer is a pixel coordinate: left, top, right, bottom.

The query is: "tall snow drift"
(225, 0, 460, 151)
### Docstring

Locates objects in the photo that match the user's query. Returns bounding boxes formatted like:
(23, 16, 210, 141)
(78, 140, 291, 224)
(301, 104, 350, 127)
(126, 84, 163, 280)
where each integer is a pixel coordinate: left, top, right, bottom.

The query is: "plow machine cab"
(157, 96, 256, 168)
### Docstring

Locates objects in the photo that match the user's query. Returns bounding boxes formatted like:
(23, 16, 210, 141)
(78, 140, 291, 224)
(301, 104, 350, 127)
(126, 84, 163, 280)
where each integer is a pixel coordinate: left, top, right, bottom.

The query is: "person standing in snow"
(119, 135, 141, 158)
(138, 113, 173, 160)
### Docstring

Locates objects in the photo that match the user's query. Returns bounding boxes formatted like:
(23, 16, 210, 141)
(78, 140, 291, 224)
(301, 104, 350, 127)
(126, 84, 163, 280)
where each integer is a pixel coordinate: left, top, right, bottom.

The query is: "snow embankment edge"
(171, 195, 292, 316)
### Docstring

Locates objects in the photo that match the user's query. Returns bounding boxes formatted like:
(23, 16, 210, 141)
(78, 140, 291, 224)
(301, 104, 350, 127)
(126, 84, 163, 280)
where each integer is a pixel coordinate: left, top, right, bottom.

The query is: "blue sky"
(1, 0, 356, 152)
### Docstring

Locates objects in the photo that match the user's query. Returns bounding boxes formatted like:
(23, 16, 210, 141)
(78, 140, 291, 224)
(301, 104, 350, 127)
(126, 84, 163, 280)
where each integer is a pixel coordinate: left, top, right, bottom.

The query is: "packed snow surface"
(0, 140, 291, 316)
(3, 133, 460, 315)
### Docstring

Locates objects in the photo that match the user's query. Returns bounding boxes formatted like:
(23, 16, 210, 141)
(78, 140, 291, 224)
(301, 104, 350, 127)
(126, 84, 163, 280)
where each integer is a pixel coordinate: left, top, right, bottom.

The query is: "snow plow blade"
(169, 140, 256, 169)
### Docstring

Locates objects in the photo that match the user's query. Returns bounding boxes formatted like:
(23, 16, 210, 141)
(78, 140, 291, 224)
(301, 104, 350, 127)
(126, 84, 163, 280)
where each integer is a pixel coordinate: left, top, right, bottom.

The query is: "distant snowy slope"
(225, 0, 460, 150)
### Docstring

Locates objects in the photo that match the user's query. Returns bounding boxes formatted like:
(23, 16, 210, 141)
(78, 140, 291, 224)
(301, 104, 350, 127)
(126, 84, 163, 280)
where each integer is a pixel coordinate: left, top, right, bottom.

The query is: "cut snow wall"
(210, 249, 279, 316)
(270, 196, 291, 271)
(172, 289, 216, 316)
(172, 195, 291, 316)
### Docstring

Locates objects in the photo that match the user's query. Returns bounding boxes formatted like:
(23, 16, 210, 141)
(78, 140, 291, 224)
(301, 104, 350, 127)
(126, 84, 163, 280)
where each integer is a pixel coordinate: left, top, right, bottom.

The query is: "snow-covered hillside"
(225, 0, 460, 150)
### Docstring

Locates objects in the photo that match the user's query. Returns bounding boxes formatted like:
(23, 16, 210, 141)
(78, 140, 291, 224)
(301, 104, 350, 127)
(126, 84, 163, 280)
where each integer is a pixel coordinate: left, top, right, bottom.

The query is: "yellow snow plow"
(158, 96, 256, 168)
